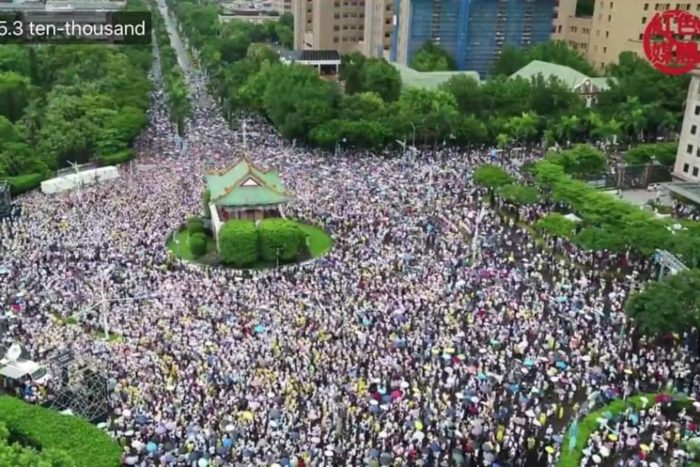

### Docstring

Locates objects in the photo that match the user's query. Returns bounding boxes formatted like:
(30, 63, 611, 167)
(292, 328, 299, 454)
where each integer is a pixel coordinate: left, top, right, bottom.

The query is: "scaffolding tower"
(654, 249, 688, 281)
(45, 348, 112, 422)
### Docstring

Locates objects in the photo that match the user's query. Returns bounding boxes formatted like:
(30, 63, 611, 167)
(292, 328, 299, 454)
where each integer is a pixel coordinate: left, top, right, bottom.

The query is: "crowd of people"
(1, 7, 700, 467)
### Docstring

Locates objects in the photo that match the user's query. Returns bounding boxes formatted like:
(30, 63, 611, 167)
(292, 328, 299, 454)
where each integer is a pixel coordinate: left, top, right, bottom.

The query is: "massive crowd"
(1, 8, 700, 467)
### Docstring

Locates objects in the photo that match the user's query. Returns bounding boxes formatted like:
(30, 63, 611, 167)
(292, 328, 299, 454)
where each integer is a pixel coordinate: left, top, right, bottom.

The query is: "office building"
(219, 1, 280, 24)
(271, 0, 291, 14)
(391, 0, 556, 77)
(674, 70, 700, 181)
(552, 1, 700, 71)
(292, 0, 394, 57)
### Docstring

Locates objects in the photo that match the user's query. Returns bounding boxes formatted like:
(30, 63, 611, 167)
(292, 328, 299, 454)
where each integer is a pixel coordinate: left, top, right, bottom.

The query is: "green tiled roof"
(509, 60, 612, 91)
(392, 63, 481, 90)
(205, 156, 291, 207)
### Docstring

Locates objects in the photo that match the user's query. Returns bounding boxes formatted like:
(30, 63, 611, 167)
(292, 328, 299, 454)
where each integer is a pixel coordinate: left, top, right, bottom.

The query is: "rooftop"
(667, 182, 700, 205)
(205, 154, 291, 207)
(391, 63, 481, 90)
(509, 60, 612, 91)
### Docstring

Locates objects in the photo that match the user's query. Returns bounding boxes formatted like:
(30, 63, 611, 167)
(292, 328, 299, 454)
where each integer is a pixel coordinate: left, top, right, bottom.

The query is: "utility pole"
(471, 206, 487, 265)
(242, 120, 247, 149)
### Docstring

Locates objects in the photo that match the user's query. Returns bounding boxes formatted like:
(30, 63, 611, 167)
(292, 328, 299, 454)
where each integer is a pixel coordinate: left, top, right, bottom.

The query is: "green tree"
(547, 144, 607, 178)
(362, 58, 402, 102)
(0, 71, 30, 122)
(625, 269, 700, 336)
(410, 41, 456, 71)
(492, 41, 597, 77)
(189, 232, 208, 258)
(340, 52, 367, 95)
(534, 213, 577, 238)
(497, 184, 540, 205)
(473, 164, 513, 190)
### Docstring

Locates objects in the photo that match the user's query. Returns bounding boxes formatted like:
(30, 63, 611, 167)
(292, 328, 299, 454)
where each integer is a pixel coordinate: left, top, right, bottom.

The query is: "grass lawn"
(166, 229, 217, 260)
(167, 221, 332, 268)
(299, 223, 333, 258)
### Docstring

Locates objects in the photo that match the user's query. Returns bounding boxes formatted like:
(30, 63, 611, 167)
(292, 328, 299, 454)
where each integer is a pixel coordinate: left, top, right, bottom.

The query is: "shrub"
(202, 189, 211, 218)
(96, 150, 134, 166)
(473, 165, 513, 190)
(219, 219, 259, 266)
(534, 213, 577, 239)
(258, 218, 306, 262)
(0, 396, 121, 467)
(5, 173, 43, 195)
(497, 183, 540, 205)
(186, 216, 204, 234)
(189, 232, 207, 258)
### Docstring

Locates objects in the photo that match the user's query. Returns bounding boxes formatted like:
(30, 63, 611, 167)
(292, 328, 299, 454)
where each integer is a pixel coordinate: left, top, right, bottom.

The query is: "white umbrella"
(592, 454, 601, 464)
(197, 459, 208, 467)
(412, 431, 425, 441)
(599, 446, 610, 457)
(225, 424, 234, 432)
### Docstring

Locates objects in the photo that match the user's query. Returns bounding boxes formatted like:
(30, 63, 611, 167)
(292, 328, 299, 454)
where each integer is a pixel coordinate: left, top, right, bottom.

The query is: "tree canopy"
(625, 269, 700, 336)
(492, 41, 598, 77)
(410, 41, 457, 72)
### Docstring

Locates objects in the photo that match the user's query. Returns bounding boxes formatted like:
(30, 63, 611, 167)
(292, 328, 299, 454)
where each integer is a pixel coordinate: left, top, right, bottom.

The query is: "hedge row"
(218, 218, 307, 267)
(0, 396, 121, 467)
(5, 173, 44, 196)
(558, 393, 692, 467)
(96, 150, 135, 166)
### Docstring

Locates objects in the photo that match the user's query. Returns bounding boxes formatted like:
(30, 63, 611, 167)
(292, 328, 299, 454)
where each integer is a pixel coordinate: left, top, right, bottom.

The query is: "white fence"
(41, 166, 119, 194)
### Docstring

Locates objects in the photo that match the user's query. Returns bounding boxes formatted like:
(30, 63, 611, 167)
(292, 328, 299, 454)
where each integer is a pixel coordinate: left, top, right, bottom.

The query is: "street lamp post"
(410, 122, 416, 149)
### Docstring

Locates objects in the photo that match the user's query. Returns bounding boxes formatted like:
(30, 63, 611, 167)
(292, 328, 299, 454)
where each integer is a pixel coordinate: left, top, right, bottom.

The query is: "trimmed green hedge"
(5, 173, 44, 195)
(0, 397, 121, 467)
(96, 150, 134, 166)
(219, 219, 259, 267)
(558, 393, 690, 467)
(189, 232, 207, 258)
(186, 216, 204, 234)
(258, 218, 306, 262)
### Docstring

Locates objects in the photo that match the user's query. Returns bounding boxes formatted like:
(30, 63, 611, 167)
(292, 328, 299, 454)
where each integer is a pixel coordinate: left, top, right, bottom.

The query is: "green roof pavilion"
(205, 155, 292, 232)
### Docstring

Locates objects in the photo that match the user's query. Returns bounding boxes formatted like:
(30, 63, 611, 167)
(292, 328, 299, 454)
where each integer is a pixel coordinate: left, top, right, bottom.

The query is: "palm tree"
(555, 115, 580, 147)
(620, 96, 647, 142)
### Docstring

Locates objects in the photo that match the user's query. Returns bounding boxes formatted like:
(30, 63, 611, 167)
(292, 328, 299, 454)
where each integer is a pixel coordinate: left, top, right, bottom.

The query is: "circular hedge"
(189, 232, 207, 258)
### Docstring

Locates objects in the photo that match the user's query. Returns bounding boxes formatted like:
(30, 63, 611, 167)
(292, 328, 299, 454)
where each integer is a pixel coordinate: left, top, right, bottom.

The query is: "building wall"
(271, 0, 292, 14)
(393, 0, 555, 76)
(292, 0, 394, 56)
(675, 71, 700, 181)
(551, 0, 577, 39)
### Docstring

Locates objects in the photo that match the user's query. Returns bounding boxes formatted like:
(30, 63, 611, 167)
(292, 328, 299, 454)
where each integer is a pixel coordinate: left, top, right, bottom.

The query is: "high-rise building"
(552, 1, 700, 71)
(391, 0, 556, 77)
(674, 70, 700, 181)
(292, 0, 394, 57)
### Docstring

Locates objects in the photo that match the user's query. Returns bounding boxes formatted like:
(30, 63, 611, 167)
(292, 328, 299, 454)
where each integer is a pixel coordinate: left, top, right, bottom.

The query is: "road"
(156, 0, 192, 74)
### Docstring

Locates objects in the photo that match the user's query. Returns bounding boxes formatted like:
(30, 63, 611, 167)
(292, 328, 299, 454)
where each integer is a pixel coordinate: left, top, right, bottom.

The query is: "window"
(688, 144, 694, 154)
(608, 14, 611, 21)
(610, 1, 613, 7)
(644, 2, 649, 9)
(606, 31, 609, 38)
(692, 124, 698, 135)
(684, 163, 690, 172)
(639, 33, 644, 40)
(642, 16, 647, 23)
(695, 105, 700, 115)
(696, 147, 700, 157)
(558, 25, 562, 33)
(604, 46, 608, 53)
(694, 166, 699, 176)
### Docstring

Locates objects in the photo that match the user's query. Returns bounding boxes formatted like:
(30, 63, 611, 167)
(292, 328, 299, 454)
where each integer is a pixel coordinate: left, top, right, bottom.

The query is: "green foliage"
(473, 165, 513, 190)
(189, 232, 207, 258)
(218, 219, 259, 267)
(497, 184, 540, 205)
(258, 218, 306, 262)
(410, 41, 456, 72)
(186, 216, 204, 234)
(96, 150, 134, 166)
(0, 419, 76, 467)
(625, 269, 700, 336)
(203, 189, 211, 218)
(492, 41, 598, 77)
(5, 173, 44, 196)
(624, 142, 677, 166)
(558, 393, 675, 467)
(0, 396, 121, 467)
(546, 144, 607, 178)
(535, 213, 577, 238)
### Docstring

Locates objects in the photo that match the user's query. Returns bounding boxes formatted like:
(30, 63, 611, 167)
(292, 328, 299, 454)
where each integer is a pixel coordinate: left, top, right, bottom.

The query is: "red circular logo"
(643, 10, 700, 75)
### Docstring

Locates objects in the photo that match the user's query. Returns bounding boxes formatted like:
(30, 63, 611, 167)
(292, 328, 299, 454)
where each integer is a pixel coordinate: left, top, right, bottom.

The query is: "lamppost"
(409, 122, 416, 149)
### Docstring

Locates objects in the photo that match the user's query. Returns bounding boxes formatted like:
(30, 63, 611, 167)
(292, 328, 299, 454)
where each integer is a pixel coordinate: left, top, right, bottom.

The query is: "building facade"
(552, 0, 700, 71)
(674, 70, 700, 181)
(292, 0, 393, 57)
(391, 0, 556, 77)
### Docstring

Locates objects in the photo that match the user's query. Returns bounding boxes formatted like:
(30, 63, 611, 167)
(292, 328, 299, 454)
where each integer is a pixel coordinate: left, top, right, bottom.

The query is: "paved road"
(156, 0, 191, 74)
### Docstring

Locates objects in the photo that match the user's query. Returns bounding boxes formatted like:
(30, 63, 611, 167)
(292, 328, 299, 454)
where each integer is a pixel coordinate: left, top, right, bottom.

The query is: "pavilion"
(205, 154, 292, 242)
